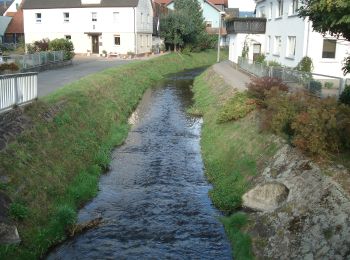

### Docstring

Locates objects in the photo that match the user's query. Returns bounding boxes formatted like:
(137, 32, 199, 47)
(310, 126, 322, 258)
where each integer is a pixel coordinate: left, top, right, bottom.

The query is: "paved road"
(213, 60, 252, 91)
(38, 56, 132, 97)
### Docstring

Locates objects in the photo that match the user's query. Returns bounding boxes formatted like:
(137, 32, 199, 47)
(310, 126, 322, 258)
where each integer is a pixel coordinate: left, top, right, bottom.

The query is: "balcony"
(226, 17, 266, 34)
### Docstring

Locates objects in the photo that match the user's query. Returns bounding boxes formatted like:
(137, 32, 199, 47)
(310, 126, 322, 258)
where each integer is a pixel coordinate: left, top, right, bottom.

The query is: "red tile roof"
(5, 9, 23, 34)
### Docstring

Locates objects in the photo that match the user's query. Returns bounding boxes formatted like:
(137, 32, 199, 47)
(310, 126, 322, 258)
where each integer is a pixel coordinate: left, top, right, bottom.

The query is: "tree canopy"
(160, 0, 214, 51)
(299, 0, 350, 74)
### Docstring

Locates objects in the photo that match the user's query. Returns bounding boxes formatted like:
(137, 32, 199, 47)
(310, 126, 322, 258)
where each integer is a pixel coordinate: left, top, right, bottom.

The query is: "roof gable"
(22, 0, 140, 9)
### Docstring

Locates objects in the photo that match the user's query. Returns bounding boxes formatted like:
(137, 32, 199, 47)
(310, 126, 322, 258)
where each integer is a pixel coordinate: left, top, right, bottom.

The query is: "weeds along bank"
(0, 51, 218, 259)
(189, 69, 279, 259)
(190, 69, 350, 259)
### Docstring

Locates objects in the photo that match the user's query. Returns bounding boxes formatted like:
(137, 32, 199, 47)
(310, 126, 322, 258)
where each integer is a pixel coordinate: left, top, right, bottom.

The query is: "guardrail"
(0, 72, 38, 112)
(238, 57, 348, 98)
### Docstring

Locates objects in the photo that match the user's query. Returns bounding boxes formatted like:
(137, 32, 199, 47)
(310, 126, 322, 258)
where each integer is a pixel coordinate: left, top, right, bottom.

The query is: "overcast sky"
(228, 0, 256, 11)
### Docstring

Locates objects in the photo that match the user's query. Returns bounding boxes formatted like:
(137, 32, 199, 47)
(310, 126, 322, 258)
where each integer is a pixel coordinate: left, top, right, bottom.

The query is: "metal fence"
(3, 51, 65, 70)
(238, 57, 348, 98)
(0, 72, 38, 112)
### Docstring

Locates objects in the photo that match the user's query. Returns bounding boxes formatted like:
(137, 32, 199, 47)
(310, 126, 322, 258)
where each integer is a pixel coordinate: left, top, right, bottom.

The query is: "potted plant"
(102, 50, 107, 57)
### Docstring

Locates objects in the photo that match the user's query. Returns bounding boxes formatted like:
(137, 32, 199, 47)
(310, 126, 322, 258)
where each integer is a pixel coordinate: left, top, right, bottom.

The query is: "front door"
(253, 44, 262, 62)
(92, 36, 99, 54)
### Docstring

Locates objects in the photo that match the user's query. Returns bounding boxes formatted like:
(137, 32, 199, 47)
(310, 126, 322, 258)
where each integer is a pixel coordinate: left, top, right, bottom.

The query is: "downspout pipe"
(134, 7, 138, 55)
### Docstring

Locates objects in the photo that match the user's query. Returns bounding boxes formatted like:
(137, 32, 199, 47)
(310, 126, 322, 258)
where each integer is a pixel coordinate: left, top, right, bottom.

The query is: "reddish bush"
(0, 63, 19, 72)
(247, 77, 288, 101)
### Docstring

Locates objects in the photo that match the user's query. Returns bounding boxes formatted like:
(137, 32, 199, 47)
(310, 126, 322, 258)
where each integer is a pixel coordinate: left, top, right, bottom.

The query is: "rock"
(0, 223, 21, 245)
(0, 192, 21, 245)
(242, 182, 289, 212)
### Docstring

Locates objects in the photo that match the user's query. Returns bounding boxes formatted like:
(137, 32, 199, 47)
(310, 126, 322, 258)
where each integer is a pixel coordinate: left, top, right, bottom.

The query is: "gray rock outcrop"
(242, 182, 289, 212)
(0, 192, 21, 245)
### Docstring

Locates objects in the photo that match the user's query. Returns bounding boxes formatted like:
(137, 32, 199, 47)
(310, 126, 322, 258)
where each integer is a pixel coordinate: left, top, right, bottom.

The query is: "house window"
(292, 0, 298, 14)
(322, 39, 336, 58)
(63, 12, 69, 22)
(287, 36, 296, 58)
(65, 35, 71, 40)
(269, 2, 273, 19)
(114, 35, 120, 46)
(113, 12, 119, 23)
(277, 0, 283, 17)
(266, 36, 271, 53)
(92, 12, 97, 22)
(274, 36, 282, 55)
(259, 7, 266, 18)
(206, 21, 212, 27)
(35, 13, 42, 23)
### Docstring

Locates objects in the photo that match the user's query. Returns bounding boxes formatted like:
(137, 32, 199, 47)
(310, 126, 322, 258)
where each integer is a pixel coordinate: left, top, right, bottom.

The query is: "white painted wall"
(23, 0, 153, 55)
(4, 0, 22, 15)
(228, 0, 256, 11)
(255, 0, 350, 77)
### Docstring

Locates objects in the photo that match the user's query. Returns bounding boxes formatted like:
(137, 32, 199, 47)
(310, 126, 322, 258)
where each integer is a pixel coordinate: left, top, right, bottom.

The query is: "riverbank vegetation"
(189, 69, 280, 259)
(0, 50, 220, 259)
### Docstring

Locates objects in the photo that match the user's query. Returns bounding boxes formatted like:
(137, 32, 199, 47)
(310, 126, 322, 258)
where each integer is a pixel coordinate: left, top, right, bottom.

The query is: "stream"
(48, 68, 232, 259)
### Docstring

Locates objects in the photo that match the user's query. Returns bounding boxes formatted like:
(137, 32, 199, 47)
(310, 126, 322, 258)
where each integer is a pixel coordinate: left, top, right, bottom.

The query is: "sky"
(228, 0, 256, 11)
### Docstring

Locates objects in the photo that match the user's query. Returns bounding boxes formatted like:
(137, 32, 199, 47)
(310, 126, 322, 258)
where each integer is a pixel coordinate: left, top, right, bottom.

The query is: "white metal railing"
(0, 72, 38, 112)
(238, 57, 349, 98)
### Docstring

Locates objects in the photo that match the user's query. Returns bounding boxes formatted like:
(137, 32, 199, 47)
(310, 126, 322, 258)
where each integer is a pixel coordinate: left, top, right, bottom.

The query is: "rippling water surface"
(48, 69, 232, 259)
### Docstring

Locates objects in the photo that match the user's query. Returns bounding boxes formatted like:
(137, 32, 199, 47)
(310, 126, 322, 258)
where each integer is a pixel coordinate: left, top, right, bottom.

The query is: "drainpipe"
(134, 7, 138, 55)
(305, 19, 311, 57)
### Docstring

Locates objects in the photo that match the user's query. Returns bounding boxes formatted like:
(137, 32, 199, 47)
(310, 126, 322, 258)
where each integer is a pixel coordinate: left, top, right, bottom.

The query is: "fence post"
(14, 77, 19, 106)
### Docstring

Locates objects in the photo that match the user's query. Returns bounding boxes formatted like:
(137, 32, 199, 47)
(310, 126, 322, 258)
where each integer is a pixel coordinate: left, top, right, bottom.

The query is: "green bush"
(324, 82, 334, 89)
(268, 60, 282, 67)
(308, 80, 322, 96)
(48, 38, 75, 60)
(340, 85, 350, 106)
(295, 56, 313, 72)
(255, 54, 266, 64)
(217, 91, 256, 123)
(9, 203, 29, 221)
(54, 205, 77, 229)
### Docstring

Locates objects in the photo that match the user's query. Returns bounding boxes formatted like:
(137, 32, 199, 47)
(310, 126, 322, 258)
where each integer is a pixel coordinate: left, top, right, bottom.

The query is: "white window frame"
(286, 36, 296, 58)
(35, 13, 42, 23)
(292, 0, 298, 14)
(63, 12, 69, 23)
(266, 36, 271, 54)
(269, 2, 273, 19)
(276, 0, 283, 18)
(114, 35, 120, 46)
(113, 12, 119, 23)
(92, 12, 97, 22)
(274, 36, 282, 56)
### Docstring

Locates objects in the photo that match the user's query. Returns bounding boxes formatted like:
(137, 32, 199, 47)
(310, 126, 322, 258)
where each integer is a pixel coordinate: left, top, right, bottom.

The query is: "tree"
(299, 0, 350, 75)
(160, 0, 208, 51)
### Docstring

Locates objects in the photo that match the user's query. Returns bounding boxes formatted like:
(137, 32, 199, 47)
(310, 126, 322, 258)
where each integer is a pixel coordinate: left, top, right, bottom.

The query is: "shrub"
(49, 38, 75, 60)
(295, 56, 313, 72)
(55, 205, 77, 229)
(308, 80, 322, 96)
(0, 62, 19, 72)
(26, 38, 50, 53)
(255, 54, 266, 64)
(247, 77, 288, 101)
(268, 60, 282, 67)
(9, 203, 29, 221)
(291, 98, 340, 156)
(340, 85, 350, 106)
(324, 82, 334, 89)
(217, 91, 256, 123)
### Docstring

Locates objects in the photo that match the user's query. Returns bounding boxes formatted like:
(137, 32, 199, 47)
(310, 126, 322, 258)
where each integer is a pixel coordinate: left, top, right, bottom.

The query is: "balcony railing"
(206, 27, 227, 35)
(226, 18, 266, 34)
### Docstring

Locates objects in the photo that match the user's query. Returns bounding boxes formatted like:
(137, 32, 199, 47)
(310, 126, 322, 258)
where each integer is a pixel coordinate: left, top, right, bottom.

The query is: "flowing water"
(48, 69, 232, 259)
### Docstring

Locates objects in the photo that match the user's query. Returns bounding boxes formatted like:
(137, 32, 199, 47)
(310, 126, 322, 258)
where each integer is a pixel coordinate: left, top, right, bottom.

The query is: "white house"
(255, 0, 350, 77)
(22, 0, 154, 55)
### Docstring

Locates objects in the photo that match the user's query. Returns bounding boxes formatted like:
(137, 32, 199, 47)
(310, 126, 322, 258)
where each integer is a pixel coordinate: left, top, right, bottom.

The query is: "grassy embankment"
(0, 51, 220, 259)
(189, 69, 280, 259)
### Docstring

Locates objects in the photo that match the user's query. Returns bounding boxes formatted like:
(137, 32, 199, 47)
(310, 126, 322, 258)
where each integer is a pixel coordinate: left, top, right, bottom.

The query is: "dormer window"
(63, 12, 69, 22)
(92, 12, 97, 22)
(35, 13, 42, 23)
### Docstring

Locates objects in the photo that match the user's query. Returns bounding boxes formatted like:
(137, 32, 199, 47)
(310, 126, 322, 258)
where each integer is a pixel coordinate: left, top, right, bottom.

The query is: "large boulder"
(242, 182, 289, 212)
(0, 192, 21, 245)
